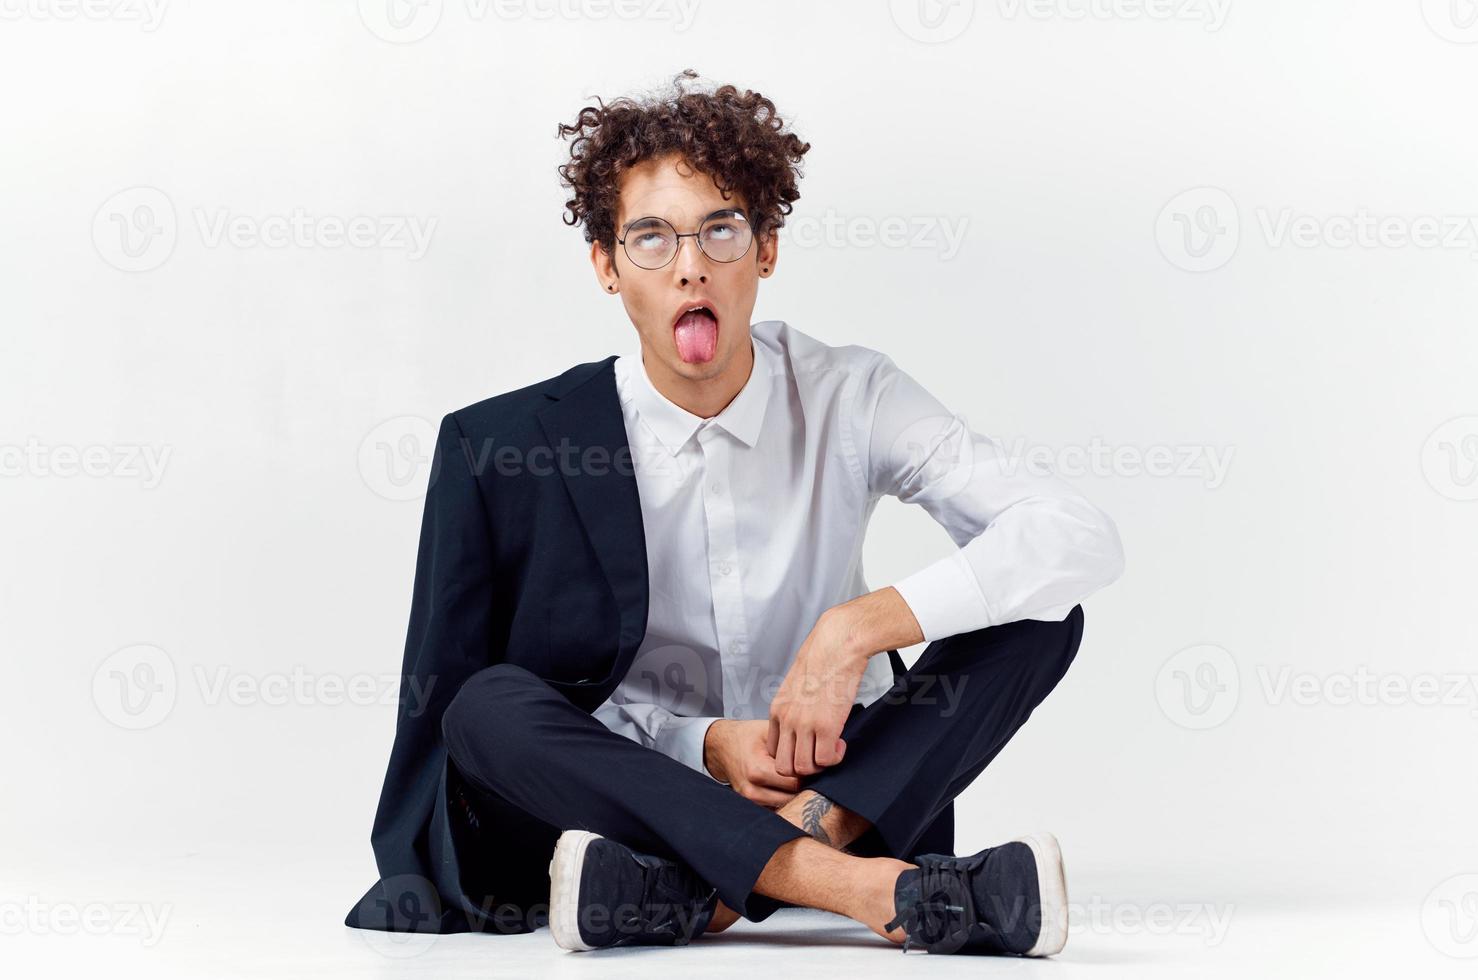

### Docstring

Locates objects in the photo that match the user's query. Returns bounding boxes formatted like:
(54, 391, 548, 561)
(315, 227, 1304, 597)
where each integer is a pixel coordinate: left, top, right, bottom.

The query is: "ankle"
(705, 900, 740, 934)
(857, 857, 914, 942)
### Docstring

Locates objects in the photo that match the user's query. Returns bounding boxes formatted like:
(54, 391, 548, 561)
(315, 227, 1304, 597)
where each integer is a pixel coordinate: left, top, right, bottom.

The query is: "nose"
(671, 235, 709, 286)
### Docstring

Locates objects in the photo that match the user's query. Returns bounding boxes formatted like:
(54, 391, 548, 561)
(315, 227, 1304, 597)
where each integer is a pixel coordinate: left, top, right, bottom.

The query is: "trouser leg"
(805, 606, 1085, 861)
(440, 662, 805, 920)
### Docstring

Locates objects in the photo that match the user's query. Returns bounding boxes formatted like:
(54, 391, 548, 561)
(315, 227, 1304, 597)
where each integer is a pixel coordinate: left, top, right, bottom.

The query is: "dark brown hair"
(556, 70, 810, 253)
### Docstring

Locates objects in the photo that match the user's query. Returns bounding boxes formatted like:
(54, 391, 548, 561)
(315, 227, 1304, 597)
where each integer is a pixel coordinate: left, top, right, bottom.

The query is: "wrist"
(820, 604, 876, 667)
(827, 587, 924, 663)
(703, 719, 734, 782)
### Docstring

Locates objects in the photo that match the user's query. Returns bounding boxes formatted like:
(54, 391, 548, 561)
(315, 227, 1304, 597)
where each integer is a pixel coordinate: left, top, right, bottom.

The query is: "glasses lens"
(699, 210, 752, 263)
(623, 217, 677, 269)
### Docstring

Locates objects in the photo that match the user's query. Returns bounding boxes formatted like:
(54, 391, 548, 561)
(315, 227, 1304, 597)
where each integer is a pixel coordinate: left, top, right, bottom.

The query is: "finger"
(746, 787, 797, 808)
(750, 766, 802, 793)
(775, 726, 797, 777)
(814, 731, 841, 768)
(766, 717, 780, 759)
(794, 730, 818, 776)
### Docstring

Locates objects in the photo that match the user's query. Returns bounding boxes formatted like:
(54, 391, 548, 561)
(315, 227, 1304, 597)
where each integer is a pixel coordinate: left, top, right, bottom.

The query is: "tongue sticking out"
(674, 309, 718, 363)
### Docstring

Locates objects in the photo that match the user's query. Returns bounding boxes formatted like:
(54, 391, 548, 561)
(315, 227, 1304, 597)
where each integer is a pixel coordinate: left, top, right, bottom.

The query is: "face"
(591, 153, 777, 392)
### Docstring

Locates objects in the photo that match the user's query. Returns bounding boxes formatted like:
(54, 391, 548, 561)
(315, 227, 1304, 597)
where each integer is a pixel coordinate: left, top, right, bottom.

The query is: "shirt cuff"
(653, 714, 726, 782)
(891, 549, 995, 643)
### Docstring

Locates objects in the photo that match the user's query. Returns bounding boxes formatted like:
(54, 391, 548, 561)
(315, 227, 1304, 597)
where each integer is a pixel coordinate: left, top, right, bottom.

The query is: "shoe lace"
(885, 853, 984, 953)
(614, 862, 716, 944)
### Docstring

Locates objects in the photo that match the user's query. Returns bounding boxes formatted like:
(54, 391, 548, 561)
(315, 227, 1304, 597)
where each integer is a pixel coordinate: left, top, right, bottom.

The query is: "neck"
(641, 338, 754, 419)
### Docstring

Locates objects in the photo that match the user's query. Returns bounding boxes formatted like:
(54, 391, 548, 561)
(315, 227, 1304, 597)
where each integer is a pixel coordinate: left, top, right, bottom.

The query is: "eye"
(633, 231, 671, 250)
(625, 219, 674, 251)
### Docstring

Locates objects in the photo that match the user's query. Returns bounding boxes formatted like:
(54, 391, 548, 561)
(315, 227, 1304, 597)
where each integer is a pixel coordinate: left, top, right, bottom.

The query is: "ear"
(756, 230, 779, 278)
(590, 240, 619, 293)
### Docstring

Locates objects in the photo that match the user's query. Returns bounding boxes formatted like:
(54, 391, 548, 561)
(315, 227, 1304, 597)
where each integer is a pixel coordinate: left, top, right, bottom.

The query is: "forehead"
(615, 154, 746, 229)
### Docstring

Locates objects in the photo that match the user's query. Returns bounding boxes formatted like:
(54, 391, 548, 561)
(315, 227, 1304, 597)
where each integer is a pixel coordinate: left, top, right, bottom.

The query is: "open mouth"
(673, 305, 719, 364)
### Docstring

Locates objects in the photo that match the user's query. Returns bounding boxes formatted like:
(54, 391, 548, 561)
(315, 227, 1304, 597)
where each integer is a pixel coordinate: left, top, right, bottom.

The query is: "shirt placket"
(696, 421, 752, 718)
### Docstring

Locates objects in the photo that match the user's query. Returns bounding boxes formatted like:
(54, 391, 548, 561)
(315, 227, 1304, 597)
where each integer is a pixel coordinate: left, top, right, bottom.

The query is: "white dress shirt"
(592, 320, 1124, 779)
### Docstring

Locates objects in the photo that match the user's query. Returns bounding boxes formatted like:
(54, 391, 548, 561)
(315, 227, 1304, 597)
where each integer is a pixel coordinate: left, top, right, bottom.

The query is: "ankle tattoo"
(800, 793, 835, 846)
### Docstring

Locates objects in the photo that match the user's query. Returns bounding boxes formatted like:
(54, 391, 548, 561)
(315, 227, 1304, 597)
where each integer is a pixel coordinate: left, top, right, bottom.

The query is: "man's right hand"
(703, 719, 803, 808)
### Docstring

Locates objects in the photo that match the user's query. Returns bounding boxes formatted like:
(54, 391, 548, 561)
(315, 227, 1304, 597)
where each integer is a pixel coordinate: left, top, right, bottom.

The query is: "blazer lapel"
(535, 357, 650, 666)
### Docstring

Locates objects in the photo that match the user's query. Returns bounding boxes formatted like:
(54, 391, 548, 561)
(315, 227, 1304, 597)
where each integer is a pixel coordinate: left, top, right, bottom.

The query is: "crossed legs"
(440, 607, 1084, 936)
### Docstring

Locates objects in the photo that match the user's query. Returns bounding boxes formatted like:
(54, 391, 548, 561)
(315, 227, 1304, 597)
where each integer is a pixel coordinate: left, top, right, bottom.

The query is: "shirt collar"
(617, 334, 773, 456)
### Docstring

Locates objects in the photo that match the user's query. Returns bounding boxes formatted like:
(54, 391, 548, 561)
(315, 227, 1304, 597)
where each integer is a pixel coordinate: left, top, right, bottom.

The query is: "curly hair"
(556, 70, 810, 254)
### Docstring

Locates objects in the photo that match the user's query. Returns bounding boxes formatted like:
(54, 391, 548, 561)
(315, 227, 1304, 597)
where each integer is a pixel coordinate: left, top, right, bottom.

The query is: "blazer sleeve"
(353, 411, 501, 929)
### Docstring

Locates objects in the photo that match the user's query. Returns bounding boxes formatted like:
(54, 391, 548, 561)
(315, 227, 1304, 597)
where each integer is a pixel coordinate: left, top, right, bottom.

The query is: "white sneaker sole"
(548, 829, 600, 952)
(1014, 832, 1068, 957)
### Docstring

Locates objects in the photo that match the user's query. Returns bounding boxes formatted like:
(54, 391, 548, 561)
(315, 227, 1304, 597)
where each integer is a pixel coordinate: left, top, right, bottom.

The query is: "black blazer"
(343, 354, 937, 934)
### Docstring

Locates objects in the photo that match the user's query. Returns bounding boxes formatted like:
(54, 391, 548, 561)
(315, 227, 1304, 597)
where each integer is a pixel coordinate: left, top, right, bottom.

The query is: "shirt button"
(717, 560, 732, 576)
(710, 483, 723, 495)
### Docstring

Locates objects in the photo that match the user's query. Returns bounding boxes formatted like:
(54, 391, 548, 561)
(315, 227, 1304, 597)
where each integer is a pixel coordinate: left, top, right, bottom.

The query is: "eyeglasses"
(616, 208, 754, 270)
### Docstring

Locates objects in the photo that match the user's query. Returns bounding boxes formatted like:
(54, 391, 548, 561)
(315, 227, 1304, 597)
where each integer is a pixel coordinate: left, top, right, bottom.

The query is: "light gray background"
(3, 1, 1476, 977)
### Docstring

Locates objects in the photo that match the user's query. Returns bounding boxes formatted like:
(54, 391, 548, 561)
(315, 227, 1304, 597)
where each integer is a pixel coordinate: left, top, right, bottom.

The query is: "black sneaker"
(547, 830, 718, 951)
(885, 832, 1068, 956)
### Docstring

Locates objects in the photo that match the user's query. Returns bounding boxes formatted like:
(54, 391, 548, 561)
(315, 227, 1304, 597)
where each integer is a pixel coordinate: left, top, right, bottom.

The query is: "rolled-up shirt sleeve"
(854, 352, 1125, 641)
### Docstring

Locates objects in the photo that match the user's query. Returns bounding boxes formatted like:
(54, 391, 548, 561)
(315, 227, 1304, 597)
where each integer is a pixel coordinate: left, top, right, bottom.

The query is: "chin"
(672, 353, 725, 378)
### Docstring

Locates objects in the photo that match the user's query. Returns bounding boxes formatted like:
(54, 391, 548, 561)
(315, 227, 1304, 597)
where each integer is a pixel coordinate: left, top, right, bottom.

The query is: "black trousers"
(440, 606, 1084, 923)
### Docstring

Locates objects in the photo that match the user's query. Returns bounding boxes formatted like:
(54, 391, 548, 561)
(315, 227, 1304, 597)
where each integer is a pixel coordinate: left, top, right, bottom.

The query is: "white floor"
(5, 846, 1473, 979)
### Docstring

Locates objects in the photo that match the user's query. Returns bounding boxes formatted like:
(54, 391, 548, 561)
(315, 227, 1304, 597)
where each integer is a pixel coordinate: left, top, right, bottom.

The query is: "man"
(345, 71, 1124, 957)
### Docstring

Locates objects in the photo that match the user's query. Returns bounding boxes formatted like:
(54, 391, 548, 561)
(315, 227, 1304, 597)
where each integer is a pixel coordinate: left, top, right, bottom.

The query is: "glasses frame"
(615, 208, 755, 270)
